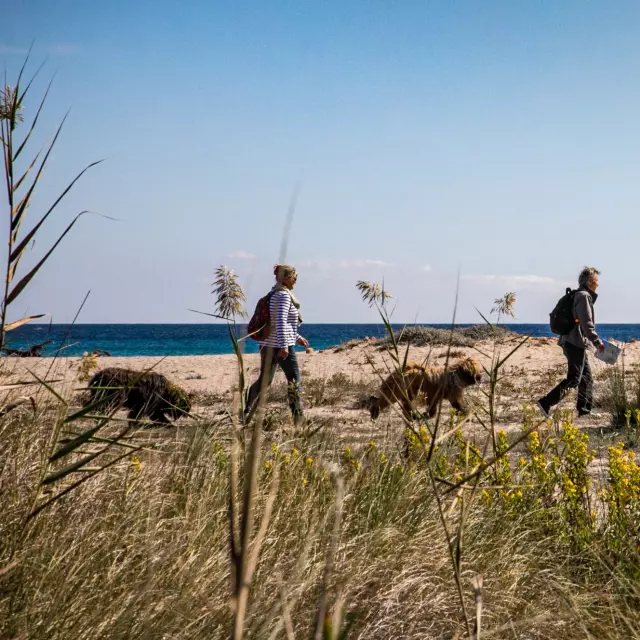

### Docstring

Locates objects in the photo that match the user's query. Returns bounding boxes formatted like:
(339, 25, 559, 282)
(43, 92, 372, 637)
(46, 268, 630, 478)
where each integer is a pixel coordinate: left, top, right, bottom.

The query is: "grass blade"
(7, 212, 88, 305)
(228, 322, 246, 409)
(474, 306, 494, 328)
(4, 314, 46, 331)
(29, 370, 66, 405)
(63, 396, 117, 424)
(43, 444, 118, 484)
(12, 77, 53, 163)
(8, 49, 34, 131)
(0, 379, 60, 391)
(49, 421, 109, 462)
(496, 334, 530, 369)
(59, 433, 145, 450)
(10, 157, 103, 262)
(28, 446, 143, 521)
(12, 149, 42, 194)
(10, 113, 69, 234)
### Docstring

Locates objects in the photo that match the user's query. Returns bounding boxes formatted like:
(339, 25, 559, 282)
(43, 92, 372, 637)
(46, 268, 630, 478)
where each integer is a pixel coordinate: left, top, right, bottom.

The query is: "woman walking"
(245, 264, 309, 424)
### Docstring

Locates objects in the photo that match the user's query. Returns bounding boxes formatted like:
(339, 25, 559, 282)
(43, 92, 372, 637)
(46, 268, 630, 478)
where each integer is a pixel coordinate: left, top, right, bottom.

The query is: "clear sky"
(3, 1, 640, 324)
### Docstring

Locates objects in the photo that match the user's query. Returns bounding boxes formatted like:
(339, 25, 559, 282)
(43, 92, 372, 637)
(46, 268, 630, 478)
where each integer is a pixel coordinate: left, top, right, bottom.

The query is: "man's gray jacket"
(560, 287, 602, 350)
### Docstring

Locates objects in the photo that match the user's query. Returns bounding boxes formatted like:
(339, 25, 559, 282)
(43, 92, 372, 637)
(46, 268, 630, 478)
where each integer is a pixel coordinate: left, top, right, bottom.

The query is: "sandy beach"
(4, 336, 638, 444)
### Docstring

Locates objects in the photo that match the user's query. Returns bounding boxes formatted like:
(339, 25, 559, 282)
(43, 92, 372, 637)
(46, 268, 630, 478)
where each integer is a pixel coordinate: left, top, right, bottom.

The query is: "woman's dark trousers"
(245, 346, 303, 421)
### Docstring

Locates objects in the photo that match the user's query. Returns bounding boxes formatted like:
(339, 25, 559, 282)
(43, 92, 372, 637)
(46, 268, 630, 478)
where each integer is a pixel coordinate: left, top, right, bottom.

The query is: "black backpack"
(549, 288, 577, 335)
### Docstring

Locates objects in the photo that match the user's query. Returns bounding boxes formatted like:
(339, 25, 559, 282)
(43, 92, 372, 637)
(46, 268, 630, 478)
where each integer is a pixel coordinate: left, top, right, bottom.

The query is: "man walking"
(537, 266, 605, 418)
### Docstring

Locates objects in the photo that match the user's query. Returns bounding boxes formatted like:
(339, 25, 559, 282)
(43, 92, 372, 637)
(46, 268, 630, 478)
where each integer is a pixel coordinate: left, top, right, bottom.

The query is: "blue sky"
(2, 1, 640, 324)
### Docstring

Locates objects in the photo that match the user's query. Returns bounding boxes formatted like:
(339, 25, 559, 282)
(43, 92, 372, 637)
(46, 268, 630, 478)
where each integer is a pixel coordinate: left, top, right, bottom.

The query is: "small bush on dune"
(379, 324, 509, 348)
(598, 362, 640, 428)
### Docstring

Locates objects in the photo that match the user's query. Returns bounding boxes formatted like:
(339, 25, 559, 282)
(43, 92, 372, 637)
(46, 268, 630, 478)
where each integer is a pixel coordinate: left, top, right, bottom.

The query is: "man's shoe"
(537, 400, 550, 419)
(578, 410, 602, 419)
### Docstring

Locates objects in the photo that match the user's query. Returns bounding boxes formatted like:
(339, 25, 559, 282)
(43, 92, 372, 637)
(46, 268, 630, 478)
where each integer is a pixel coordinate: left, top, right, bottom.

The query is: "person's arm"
(575, 292, 603, 349)
(294, 309, 308, 347)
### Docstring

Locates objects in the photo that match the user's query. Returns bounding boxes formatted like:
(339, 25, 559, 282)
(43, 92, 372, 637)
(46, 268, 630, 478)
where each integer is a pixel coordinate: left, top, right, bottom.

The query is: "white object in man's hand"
(296, 336, 309, 348)
(595, 339, 621, 365)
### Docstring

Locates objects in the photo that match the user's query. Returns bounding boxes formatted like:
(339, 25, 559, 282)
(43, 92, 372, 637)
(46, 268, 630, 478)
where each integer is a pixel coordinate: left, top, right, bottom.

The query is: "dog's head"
(166, 384, 192, 419)
(453, 358, 482, 387)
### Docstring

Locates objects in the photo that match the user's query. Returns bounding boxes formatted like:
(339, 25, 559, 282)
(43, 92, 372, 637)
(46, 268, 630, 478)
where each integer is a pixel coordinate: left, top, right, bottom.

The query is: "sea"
(4, 323, 640, 358)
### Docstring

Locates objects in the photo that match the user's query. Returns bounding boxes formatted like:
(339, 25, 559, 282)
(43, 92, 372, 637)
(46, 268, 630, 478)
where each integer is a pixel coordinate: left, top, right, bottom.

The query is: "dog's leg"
(127, 407, 144, 419)
(369, 396, 381, 420)
(82, 389, 93, 407)
(427, 389, 444, 418)
(150, 409, 170, 426)
(398, 377, 421, 421)
(448, 388, 470, 415)
(451, 400, 471, 416)
(400, 398, 415, 422)
(401, 430, 412, 459)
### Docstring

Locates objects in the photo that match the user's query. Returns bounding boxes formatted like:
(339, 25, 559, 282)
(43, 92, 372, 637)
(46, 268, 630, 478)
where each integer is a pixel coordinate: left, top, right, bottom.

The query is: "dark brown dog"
(84, 367, 192, 424)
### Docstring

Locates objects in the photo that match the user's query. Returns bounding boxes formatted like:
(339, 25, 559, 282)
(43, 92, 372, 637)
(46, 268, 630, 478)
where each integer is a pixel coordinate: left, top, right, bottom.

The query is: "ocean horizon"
(4, 323, 640, 357)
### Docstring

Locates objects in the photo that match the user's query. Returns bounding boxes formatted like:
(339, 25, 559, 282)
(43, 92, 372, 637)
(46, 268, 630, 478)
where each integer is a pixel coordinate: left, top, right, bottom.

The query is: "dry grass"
(1, 398, 639, 639)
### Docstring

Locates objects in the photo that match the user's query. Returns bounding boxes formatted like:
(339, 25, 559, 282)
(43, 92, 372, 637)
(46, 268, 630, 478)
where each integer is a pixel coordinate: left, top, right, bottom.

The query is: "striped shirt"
(260, 288, 301, 348)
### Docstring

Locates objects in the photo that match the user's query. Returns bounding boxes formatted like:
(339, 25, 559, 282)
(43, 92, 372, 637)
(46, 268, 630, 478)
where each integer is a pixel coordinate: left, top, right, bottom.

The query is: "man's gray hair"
(578, 266, 601, 288)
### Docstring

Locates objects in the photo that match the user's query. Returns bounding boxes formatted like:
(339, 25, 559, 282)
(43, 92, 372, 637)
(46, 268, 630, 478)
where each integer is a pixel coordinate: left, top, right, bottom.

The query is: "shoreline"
(4, 323, 639, 359)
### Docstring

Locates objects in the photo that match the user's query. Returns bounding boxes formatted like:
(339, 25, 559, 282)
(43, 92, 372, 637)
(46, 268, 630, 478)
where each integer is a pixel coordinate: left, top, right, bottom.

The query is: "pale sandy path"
(2, 336, 639, 478)
(2, 336, 637, 421)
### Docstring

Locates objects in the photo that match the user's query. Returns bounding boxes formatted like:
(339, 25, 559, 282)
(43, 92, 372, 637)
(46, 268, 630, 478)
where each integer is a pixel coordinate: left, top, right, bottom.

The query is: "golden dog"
(369, 357, 482, 420)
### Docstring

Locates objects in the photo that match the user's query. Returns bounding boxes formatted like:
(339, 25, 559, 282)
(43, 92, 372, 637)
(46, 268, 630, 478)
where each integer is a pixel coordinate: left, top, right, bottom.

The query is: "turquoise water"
(5, 323, 640, 357)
